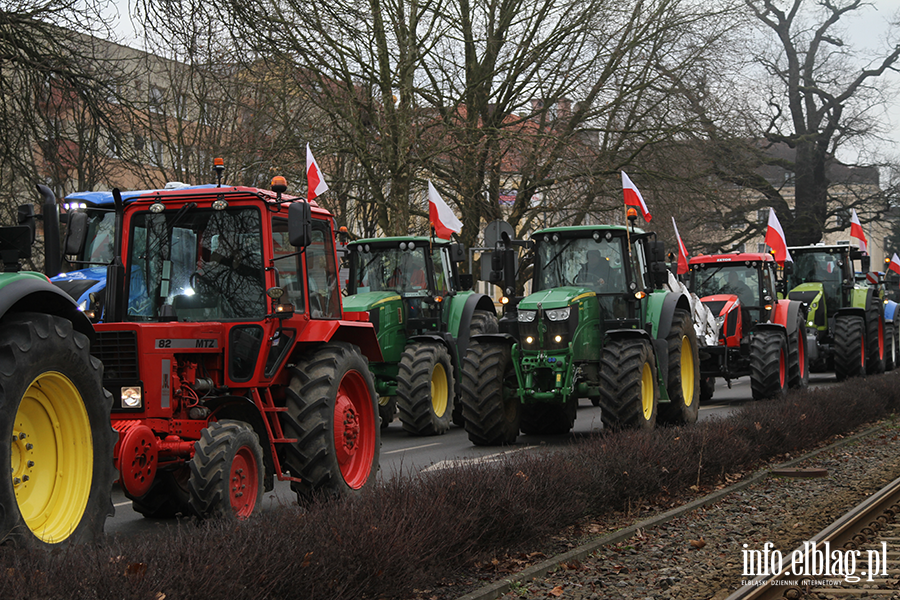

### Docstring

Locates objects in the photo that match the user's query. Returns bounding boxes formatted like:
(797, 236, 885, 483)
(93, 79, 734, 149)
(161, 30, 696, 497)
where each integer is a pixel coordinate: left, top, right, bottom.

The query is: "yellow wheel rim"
(11, 372, 92, 544)
(431, 363, 449, 418)
(680, 336, 696, 407)
(641, 362, 654, 421)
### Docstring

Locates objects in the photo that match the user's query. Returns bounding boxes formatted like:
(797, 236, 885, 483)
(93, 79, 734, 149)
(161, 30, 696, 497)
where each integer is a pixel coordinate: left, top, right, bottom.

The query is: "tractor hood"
(343, 291, 402, 313)
(519, 287, 593, 311)
(51, 267, 108, 307)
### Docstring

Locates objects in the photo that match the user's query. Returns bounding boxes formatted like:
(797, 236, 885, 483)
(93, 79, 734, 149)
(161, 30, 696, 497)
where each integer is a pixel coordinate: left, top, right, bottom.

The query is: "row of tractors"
(1, 165, 888, 550)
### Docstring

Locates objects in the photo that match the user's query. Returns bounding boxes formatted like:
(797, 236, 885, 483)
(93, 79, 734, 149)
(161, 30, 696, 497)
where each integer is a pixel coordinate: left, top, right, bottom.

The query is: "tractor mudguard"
(448, 292, 497, 362)
(647, 290, 692, 341)
(470, 332, 517, 347)
(754, 321, 787, 340)
(771, 299, 803, 336)
(0, 275, 94, 341)
(302, 320, 384, 362)
(407, 332, 457, 366)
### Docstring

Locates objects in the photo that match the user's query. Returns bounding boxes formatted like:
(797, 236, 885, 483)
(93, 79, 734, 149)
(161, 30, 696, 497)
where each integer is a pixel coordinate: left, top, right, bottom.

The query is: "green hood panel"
(343, 291, 402, 313)
(519, 287, 594, 310)
(791, 282, 824, 294)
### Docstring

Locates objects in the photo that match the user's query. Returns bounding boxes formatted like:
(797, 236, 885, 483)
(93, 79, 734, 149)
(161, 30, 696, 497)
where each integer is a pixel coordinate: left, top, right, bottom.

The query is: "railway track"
(727, 475, 900, 599)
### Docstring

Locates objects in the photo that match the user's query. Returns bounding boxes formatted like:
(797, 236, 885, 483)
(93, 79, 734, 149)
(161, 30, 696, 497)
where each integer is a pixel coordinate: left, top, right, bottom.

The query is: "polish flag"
(764, 208, 792, 266)
(850, 209, 867, 252)
(622, 171, 651, 222)
(428, 181, 462, 240)
(672, 217, 689, 275)
(306, 144, 329, 201)
(888, 253, 900, 276)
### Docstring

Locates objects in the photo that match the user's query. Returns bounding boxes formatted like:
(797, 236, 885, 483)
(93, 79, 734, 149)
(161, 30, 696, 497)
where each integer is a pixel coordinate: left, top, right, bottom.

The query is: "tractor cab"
(689, 253, 779, 348)
(345, 237, 464, 335)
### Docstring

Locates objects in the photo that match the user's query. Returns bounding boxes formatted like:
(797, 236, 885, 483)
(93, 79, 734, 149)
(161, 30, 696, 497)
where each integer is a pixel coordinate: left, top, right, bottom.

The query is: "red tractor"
(688, 253, 810, 401)
(65, 174, 382, 518)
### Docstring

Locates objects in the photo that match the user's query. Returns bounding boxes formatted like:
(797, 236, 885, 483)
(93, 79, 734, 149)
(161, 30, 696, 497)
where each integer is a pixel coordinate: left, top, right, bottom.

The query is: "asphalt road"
(104, 373, 836, 537)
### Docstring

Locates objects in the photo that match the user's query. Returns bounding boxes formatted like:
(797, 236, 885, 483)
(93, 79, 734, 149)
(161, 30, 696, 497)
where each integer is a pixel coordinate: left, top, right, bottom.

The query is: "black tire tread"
(657, 309, 700, 425)
(749, 330, 788, 400)
(834, 315, 866, 381)
(597, 339, 658, 430)
(460, 342, 519, 445)
(396, 343, 454, 436)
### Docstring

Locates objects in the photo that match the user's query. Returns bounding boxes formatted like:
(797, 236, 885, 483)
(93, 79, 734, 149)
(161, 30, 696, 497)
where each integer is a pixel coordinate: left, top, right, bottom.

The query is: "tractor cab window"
(271, 217, 304, 313)
(791, 251, 843, 314)
(83, 209, 116, 264)
(354, 244, 429, 297)
(536, 236, 626, 295)
(305, 223, 341, 319)
(126, 206, 267, 321)
(432, 247, 450, 294)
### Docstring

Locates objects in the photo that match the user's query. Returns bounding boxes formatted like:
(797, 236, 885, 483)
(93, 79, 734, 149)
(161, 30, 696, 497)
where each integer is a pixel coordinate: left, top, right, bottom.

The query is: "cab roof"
(690, 252, 774, 265)
(350, 236, 451, 246)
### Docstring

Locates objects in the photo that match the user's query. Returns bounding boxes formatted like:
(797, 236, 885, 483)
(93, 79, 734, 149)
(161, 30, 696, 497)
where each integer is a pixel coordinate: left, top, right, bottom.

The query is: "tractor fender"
(407, 332, 457, 368)
(470, 332, 517, 348)
(298, 319, 384, 362)
(449, 292, 497, 364)
(771, 299, 803, 336)
(607, 328, 666, 381)
(0, 275, 94, 342)
(885, 300, 898, 323)
(649, 290, 692, 341)
(754, 321, 787, 341)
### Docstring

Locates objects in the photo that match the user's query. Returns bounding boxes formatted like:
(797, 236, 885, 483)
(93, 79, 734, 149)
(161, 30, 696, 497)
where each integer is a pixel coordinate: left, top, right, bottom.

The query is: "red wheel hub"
(119, 424, 158, 497)
(334, 392, 360, 464)
(229, 447, 259, 519)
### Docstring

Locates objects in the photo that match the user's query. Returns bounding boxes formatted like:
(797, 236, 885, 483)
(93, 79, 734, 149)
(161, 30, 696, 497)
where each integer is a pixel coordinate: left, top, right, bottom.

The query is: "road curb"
(454, 422, 888, 600)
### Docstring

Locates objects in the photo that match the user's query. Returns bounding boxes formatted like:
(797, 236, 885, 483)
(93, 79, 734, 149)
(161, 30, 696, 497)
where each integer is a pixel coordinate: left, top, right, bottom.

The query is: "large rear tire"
(188, 420, 264, 519)
(0, 313, 115, 547)
(834, 314, 866, 381)
(460, 342, 519, 446)
(598, 339, 658, 430)
(657, 309, 699, 425)
(866, 298, 885, 375)
(750, 330, 788, 400)
(787, 311, 810, 389)
(699, 376, 715, 402)
(397, 342, 454, 436)
(281, 343, 380, 498)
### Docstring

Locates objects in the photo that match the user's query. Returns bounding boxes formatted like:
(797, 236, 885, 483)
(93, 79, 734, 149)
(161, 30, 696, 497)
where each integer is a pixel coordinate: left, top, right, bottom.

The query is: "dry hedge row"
(3, 373, 898, 600)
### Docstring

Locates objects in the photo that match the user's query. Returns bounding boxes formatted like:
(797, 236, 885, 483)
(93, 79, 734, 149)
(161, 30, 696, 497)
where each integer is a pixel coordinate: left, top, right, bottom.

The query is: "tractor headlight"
(546, 307, 570, 322)
(518, 310, 536, 323)
(121, 387, 142, 409)
(715, 314, 726, 328)
(525, 336, 535, 344)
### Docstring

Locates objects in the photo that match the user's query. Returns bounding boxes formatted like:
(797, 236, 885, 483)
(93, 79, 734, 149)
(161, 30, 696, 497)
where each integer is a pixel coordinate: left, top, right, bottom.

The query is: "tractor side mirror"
(861, 255, 871, 273)
(17, 204, 35, 243)
(449, 242, 465, 263)
(64, 211, 88, 256)
(288, 202, 312, 248)
(781, 261, 793, 275)
(458, 273, 473, 290)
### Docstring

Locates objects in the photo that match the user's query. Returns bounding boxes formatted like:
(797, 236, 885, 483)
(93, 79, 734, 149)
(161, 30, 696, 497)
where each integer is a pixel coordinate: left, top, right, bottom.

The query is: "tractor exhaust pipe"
(35, 185, 61, 278)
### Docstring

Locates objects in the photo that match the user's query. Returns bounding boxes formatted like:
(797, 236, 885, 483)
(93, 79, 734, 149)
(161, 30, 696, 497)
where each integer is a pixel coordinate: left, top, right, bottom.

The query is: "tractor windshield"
(353, 245, 430, 297)
(788, 250, 844, 313)
(126, 206, 266, 321)
(694, 265, 759, 308)
(535, 236, 626, 294)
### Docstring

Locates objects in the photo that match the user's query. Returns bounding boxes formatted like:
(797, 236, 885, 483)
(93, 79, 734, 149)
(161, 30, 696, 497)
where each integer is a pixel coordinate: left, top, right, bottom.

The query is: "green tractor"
(460, 221, 700, 445)
(785, 245, 885, 380)
(0, 186, 115, 547)
(343, 237, 498, 435)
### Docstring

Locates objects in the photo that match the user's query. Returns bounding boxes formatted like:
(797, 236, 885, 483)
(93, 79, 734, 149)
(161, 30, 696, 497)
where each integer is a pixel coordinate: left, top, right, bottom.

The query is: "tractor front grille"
(93, 330, 139, 381)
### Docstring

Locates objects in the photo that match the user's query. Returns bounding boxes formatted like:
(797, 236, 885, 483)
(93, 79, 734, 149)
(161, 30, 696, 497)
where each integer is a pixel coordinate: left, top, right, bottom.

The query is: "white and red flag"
(306, 144, 329, 201)
(428, 181, 463, 240)
(671, 217, 689, 275)
(622, 171, 651, 222)
(764, 208, 793, 266)
(888, 253, 900, 276)
(850, 209, 868, 252)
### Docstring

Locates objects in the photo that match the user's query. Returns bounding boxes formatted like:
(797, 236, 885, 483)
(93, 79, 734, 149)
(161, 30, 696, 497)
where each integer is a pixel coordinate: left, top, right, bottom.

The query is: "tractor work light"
(212, 199, 228, 210)
(150, 202, 165, 213)
(554, 335, 563, 343)
(121, 387, 142, 409)
(525, 336, 534, 344)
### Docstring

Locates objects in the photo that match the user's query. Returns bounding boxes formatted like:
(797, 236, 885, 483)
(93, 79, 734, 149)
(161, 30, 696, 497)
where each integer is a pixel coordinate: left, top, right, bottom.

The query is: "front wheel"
(598, 338, 658, 430)
(866, 298, 885, 375)
(788, 312, 810, 389)
(396, 342, 454, 436)
(460, 341, 519, 446)
(281, 343, 380, 498)
(657, 309, 699, 425)
(834, 315, 866, 381)
(749, 330, 788, 400)
(0, 313, 115, 547)
(188, 420, 264, 519)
